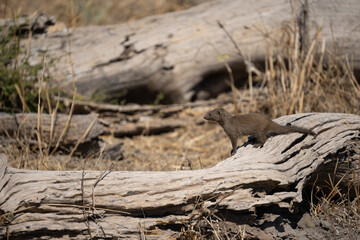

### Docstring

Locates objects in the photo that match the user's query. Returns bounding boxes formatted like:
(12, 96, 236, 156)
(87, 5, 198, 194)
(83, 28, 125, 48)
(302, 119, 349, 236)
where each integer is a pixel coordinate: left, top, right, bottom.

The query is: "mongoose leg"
(253, 133, 266, 147)
(229, 134, 237, 156)
(231, 149, 236, 156)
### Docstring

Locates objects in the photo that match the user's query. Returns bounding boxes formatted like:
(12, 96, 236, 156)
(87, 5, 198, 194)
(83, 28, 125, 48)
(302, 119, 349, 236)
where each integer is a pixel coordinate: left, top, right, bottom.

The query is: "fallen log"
(0, 113, 103, 146)
(25, 0, 360, 103)
(0, 113, 359, 239)
(59, 96, 233, 115)
(110, 118, 203, 137)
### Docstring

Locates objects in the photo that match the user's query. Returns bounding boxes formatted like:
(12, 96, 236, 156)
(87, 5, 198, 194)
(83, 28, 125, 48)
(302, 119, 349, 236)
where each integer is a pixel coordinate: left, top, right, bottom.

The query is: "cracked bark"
(1, 112, 359, 239)
(25, 0, 360, 103)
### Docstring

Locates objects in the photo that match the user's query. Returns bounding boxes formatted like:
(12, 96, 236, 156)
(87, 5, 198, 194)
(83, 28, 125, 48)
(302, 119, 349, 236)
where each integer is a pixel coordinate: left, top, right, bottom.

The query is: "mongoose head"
(204, 108, 230, 122)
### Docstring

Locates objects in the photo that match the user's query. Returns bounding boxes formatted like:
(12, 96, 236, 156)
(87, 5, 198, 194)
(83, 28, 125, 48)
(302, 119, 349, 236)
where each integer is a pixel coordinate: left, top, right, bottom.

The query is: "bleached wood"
(0, 113, 359, 239)
(0, 113, 103, 146)
(25, 0, 360, 103)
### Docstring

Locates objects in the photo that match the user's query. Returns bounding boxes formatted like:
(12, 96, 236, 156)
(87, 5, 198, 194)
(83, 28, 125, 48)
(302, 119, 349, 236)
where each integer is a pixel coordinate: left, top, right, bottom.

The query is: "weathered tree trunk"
(24, 0, 360, 102)
(1, 113, 359, 239)
(26, 0, 360, 103)
(0, 113, 103, 146)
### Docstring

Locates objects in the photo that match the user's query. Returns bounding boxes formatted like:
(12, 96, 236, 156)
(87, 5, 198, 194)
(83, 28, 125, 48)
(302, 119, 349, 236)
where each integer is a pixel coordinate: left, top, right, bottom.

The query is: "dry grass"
(309, 172, 360, 238)
(253, 23, 360, 118)
(2, 2, 359, 172)
(3, 1, 359, 172)
(111, 108, 232, 171)
(1, 2, 360, 239)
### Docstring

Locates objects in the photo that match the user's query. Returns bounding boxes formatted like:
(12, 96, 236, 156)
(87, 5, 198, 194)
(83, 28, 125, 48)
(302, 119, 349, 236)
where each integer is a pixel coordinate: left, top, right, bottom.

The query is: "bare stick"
(64, 118, 97, 165)
(49, 29, 77, 156)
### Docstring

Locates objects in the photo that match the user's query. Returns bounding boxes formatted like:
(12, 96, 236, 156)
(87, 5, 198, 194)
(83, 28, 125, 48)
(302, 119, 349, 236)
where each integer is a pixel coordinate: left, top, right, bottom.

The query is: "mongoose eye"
(217, 110, 220, 115)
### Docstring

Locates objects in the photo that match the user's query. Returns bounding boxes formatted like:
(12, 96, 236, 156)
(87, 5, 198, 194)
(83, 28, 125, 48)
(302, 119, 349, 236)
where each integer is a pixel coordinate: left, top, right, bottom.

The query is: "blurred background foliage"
(1, 0, 206, 27)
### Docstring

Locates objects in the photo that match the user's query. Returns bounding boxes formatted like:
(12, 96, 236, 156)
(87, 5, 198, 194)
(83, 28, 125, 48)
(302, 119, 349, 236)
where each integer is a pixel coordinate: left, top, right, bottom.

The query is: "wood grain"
(1, 112, 359, 239)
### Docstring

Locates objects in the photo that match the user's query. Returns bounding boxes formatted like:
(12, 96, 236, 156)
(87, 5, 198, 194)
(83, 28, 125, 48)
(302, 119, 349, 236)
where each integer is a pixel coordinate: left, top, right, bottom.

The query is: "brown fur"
(204, 108, 315, 155)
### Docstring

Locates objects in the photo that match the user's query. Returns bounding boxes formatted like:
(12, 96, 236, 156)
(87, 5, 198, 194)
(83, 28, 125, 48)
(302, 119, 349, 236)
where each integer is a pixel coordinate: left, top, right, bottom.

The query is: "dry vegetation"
(1, 1, 360, 239)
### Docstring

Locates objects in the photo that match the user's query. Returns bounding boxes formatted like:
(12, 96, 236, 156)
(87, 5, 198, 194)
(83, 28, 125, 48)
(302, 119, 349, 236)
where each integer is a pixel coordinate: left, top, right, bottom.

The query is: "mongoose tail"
(270, 122, 315, 136)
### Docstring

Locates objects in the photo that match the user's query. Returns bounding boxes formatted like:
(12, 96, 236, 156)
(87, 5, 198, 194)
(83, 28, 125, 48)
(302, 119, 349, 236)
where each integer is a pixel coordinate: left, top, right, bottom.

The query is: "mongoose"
(204, 108, 315, 155)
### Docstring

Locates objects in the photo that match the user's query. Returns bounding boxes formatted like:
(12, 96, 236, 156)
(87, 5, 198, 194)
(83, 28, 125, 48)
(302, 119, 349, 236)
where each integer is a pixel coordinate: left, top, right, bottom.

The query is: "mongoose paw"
(231, 149, 236, 156)
(247, 136, 257, 143)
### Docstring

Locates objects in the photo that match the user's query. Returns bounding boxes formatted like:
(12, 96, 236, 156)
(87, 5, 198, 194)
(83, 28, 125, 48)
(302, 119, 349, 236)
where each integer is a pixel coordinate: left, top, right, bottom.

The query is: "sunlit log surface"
(1, 112, 359, 239)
